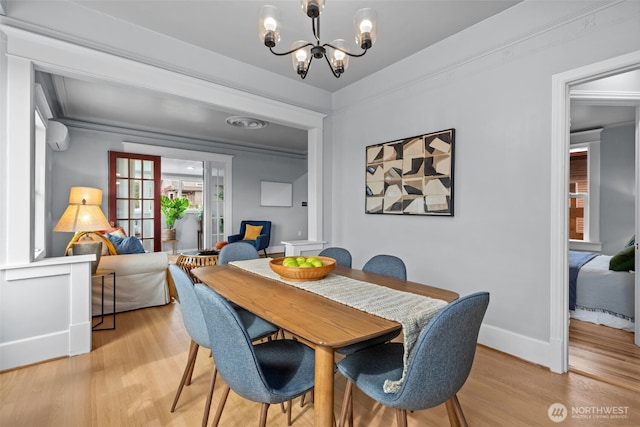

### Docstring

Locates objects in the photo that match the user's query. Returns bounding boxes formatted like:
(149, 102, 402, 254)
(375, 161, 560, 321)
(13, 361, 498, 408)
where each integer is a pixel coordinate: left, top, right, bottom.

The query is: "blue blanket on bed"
(569, 250, 597, 310)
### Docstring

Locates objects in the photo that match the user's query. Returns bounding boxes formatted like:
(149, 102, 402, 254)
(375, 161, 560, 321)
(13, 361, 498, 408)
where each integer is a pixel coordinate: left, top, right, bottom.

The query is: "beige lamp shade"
(54, 187, 111, 232)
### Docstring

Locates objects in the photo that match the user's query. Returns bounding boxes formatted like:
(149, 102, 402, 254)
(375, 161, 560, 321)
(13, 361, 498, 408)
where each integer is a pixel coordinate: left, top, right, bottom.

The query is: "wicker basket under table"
(176, 253, 218, 284)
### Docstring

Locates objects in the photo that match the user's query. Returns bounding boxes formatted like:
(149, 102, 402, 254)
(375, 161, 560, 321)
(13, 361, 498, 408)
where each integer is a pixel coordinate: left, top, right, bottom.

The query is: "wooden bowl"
(269, 256, 336, 282)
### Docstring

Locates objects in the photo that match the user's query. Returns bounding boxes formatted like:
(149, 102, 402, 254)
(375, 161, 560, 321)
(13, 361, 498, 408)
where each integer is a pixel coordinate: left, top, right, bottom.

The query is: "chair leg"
(211, 384, 230, 427)
(201, 366, 218, 427)
(300, 390, 314, 407)
(395, 408, 408, 427)
(185, 341, 200, 386)
(171, 340, 199, 412)
(259, 402, 270, 427)
(287, 399, 293, 426)
(262, 249, 268, 257)
(444, 394, 468, 427)
(338, 381, 353, 427)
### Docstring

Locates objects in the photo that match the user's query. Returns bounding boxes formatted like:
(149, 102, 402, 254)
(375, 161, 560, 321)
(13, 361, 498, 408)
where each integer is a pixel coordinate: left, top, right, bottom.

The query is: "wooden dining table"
(192, 263, 459, 427)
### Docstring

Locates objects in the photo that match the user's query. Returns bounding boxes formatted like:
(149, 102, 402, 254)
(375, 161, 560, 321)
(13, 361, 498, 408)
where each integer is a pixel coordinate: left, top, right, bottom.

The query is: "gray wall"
(327, 1, 640, 345)
(50, 126, 307, 256)
(230, 151, 308, 248)
(600, 124, 636, 255)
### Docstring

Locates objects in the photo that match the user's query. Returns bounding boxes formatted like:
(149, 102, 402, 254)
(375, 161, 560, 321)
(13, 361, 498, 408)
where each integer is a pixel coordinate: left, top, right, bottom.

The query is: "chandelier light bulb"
(264, 16, 277, 31)
(259, 5, 281, 47)
(296, 49, 308, 62)
(359, 19, 373, 34)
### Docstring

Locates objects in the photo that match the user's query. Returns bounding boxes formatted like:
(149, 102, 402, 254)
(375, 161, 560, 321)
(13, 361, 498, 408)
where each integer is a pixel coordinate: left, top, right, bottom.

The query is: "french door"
(109, 151, 161, 252)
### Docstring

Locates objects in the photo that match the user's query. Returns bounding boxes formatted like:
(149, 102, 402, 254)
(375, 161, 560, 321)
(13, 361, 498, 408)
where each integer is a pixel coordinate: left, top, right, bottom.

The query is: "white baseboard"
(478, 323, 552, 369)
(0, 331, 70, 371)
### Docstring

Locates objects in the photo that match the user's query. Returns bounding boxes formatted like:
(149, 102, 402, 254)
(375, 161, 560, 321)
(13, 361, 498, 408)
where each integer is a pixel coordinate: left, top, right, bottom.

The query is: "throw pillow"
(609, 245, 634, 271)
(100, 226, 128, 239)
(243, 224, 263, 241)
(624, 235, 635, 248)
(105, 233, 146, 255)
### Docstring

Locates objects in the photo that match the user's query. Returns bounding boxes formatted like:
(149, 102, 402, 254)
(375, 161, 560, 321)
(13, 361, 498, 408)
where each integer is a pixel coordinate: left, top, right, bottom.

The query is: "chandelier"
(258, 1, 377, 79)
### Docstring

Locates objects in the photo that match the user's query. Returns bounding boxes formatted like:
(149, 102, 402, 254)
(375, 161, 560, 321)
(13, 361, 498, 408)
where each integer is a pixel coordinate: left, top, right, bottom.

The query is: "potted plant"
(160, 195, 189, 241)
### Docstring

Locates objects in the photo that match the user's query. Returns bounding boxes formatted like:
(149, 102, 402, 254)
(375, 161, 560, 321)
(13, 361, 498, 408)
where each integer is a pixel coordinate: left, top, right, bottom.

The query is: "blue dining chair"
(336, 254, 407, 355)
(218, 241, 261, 265)
(337, 292, 490, 427)
(194, 283, 316, 427)
(319, 247, 352, 268)
(168, 265, 279, 427)
(362, 254, 407, 280)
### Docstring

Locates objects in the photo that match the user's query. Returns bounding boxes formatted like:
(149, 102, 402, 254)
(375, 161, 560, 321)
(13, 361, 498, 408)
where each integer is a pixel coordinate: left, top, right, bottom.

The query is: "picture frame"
(260, 181, 293, 207)
(365, 128, 455, 216)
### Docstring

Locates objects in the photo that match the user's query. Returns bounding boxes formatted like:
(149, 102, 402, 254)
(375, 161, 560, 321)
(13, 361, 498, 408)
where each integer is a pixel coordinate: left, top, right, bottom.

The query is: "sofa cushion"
(105, 234, 146, 255)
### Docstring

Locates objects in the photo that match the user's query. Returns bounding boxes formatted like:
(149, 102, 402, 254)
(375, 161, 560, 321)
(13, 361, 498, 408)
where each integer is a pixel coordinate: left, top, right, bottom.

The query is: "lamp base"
(72, 241, 102, 275)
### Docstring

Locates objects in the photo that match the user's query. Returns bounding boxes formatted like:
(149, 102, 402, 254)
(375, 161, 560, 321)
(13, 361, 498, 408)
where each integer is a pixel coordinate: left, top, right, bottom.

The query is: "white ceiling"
(70, 0, 522, 93)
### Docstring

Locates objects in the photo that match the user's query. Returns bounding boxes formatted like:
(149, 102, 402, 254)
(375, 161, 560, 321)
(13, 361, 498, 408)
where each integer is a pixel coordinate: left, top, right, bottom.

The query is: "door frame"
(549, 50, 640, 373)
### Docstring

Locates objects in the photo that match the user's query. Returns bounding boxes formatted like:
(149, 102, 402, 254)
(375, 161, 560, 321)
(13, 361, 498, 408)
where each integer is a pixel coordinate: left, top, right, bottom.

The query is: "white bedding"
(570, 254, 635, 331)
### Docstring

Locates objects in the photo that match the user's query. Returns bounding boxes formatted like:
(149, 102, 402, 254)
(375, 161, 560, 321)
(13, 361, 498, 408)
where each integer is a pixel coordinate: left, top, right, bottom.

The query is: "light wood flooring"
(569, 318, 640, 393)
(2, 303, 639, 427)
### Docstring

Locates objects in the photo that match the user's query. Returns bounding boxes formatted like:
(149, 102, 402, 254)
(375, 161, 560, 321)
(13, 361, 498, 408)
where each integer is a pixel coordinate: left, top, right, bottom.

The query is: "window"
(568, 129, 601, 251)
(569, 148, 588, 240)
(34, 111, 46, 259)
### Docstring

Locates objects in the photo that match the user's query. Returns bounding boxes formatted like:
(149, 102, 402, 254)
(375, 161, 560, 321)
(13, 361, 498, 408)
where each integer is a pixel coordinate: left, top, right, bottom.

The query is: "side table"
(92, 269, 116, 330)
(176, 251, 219, 284)
(162, 239, 178, 255)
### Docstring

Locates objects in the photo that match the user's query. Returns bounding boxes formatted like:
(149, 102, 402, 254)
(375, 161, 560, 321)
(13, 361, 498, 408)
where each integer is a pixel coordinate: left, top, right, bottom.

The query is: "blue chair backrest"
(391, 292, 489, 410)
(218, 242, 260, 265)
(362, 254, 407, 280)
(169, 264, 211, 348)
(194, 283, 273, 403)
(319, 247, 352, 268)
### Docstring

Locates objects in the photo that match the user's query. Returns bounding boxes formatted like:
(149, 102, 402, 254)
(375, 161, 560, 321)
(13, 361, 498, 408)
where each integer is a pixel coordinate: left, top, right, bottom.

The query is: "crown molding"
(60, 118, 307, 160)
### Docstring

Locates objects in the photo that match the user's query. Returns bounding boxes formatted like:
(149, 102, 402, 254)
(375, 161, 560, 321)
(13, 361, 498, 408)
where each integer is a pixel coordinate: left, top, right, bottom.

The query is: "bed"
(569, 250, 635, 331)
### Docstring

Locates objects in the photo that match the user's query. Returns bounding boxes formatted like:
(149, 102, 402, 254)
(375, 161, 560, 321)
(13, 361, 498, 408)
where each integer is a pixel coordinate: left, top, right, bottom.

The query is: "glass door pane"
(109, 151, 161, 252)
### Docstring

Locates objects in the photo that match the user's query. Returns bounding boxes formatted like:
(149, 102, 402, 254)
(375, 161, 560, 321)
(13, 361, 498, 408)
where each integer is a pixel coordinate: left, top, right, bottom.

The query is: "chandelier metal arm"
(322, 53, 342, 78)
(323, 43, 369, 58)
(312, 16, 321, 43)
(268, 43, 314, 57)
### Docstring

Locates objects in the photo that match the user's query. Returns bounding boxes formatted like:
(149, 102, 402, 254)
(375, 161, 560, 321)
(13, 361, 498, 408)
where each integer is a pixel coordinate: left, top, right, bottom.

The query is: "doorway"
(549, 50, 640, 374)
(567, 80, 640, 390)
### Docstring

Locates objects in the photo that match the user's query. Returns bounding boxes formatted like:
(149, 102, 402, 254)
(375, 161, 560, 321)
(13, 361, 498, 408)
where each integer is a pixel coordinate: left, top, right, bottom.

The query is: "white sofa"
(93, 251, 170, 315)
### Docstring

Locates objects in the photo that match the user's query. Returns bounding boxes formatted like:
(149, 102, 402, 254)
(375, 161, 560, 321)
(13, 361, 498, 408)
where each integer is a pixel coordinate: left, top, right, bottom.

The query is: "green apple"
(298, 261, 313, 268)
(283, 257, 298, 267)
(310, 259, 323, 267)
(296, 256, 306, 264)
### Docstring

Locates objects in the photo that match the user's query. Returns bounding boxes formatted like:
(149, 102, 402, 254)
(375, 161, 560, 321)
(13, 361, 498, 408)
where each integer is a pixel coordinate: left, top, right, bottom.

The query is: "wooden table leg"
(314, 345, 335, 427)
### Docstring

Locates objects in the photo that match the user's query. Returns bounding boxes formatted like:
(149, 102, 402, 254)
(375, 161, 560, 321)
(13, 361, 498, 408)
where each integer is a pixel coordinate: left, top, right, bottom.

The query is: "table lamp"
(54, 186, 111, 274)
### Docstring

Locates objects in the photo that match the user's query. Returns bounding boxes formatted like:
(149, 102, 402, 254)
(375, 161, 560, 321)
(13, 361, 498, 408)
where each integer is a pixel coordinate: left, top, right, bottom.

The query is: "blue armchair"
(227, 220, 272, 257)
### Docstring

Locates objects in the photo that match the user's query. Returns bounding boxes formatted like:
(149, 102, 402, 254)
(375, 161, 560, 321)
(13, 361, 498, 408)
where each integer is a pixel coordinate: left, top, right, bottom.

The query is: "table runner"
(229, 258, 448, 393)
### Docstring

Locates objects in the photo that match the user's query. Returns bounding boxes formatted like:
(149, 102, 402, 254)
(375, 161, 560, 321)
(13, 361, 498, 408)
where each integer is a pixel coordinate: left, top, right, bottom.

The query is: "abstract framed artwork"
(366, 128, 455, 216)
